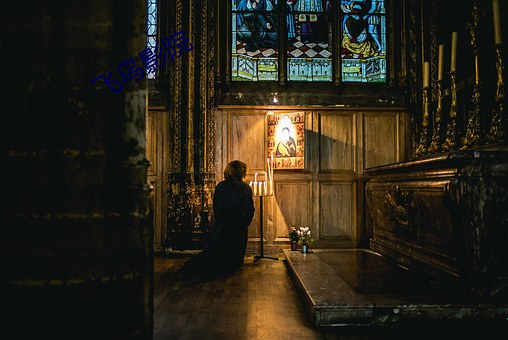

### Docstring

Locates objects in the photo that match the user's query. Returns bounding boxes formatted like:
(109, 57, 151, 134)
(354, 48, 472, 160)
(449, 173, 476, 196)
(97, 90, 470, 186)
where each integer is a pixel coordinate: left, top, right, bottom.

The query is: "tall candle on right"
(493, 0, 502, 45)
(438, 44, 445, 81)
(450, 32, 457, 72)
(423, 61, 430, 88)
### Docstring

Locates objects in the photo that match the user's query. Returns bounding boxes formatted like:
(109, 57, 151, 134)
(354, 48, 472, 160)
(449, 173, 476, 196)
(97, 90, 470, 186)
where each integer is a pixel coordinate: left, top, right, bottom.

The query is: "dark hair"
(223, 160, 247, 181)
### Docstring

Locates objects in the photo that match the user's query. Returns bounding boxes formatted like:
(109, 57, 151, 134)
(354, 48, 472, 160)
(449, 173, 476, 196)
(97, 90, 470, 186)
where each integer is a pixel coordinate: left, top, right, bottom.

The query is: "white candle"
(438, 44, 444, 81)
(254, 172, 258, 182)
(450, 32, 457, 72)
(423, 61, 430, 88)
(267, 158, 271, 182)
(493, 0, 502, 45)
(263, 181, 267, 195)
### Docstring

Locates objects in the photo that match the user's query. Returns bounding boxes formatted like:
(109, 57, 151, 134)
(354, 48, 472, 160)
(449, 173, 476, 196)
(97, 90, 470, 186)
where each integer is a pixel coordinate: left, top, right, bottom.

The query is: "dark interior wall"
(1, 1, 151, 338)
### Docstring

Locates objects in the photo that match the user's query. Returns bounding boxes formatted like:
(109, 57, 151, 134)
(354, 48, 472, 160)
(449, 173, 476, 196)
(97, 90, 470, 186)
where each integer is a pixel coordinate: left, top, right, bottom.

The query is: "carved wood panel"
(363, 114, 398, 169)
(319, 182, 354, 238)
(319, 113, 355, 172)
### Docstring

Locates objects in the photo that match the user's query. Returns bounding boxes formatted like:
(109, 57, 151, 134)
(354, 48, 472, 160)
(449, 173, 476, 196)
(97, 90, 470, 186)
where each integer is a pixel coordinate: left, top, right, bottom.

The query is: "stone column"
(2, 1, 151, 337)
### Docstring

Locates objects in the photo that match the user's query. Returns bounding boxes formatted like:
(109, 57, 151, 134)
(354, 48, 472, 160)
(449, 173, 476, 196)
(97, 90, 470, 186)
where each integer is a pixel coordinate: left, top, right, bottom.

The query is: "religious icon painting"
(267, 112, 305, 170)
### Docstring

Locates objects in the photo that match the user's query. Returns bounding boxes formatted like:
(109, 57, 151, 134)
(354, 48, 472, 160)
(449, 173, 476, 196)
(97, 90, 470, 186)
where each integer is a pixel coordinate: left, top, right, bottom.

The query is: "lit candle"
(438, 44, 444, 81)
(493, 0, 502, 45)
(450, 32, 457, 72)
(423, 61, 430, 88)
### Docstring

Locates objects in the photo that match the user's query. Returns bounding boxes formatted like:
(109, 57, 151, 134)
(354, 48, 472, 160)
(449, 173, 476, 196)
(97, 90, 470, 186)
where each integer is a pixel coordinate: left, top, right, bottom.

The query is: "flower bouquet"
(297, 227, 314, 253)
(288, 226, 299, 250)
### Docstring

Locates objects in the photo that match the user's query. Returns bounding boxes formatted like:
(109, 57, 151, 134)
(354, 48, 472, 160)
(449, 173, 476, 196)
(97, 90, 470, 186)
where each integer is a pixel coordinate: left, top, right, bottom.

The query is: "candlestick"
(429, 79, 443, 153)
(263, 181, 267, 196)
(415, 86, 430, 157)
(487, 44, 505, 143)
(423, 61, 430, 88)
(461, 0, 482, 149)
(442, 71, 458, 151)
(493, 0, 502, 45)
(254, 172, 258, 182)
(451, 32, 457, 72)
(438, 44, 444, 81)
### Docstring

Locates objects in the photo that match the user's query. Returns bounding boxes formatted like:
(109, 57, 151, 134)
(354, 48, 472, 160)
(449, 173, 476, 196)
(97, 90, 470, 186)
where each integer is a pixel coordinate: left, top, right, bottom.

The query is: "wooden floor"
(154, 252, 506, 340)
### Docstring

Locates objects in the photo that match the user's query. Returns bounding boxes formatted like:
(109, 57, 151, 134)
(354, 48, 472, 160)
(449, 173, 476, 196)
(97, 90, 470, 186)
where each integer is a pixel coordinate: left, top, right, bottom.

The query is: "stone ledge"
(284, 249, 508, 326)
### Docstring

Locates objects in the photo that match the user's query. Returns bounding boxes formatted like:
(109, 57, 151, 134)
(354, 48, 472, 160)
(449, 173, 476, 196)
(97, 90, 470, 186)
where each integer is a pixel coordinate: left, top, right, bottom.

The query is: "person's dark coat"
(181, 178, 255, 276)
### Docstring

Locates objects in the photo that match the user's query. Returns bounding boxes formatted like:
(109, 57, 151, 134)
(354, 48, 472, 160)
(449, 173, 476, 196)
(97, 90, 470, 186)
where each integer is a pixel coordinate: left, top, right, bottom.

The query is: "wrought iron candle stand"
(487, 44, 505, 143)
(415, 86, 430, 157)
(442, 71, 458, 151)
(461, 1, 482, 150)
(428, 80, 443, 153)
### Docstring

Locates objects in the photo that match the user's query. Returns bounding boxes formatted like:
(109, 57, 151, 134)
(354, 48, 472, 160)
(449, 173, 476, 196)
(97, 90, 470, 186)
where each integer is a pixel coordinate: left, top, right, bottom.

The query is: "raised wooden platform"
(284, 248, 508, 327)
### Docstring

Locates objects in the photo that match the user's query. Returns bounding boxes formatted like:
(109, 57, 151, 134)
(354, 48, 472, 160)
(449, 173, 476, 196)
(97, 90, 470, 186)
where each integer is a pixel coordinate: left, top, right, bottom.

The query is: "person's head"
(224, 160, 248, 181)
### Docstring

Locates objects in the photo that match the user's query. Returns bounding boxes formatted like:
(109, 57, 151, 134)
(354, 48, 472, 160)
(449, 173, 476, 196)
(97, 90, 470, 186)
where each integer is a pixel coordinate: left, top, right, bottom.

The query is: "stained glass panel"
(231, 0, 279, 81)
(286, 0, 332, 81)
(340, 0, 386, 82)
(147, 0, 158, 79)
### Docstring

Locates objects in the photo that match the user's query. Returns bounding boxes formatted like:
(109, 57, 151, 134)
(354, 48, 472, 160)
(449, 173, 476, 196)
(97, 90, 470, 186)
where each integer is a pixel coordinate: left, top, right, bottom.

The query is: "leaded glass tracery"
(147, 0, 158, 79)
(232, 0, 279, 81)
(340, 0, 386, 82)
(230, 0, 387, 83)
(286, 0, 332, 81)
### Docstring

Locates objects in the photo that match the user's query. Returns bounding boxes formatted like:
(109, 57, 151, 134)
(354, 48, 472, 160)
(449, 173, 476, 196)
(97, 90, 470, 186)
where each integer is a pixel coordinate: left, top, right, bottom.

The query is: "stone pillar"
(1, 1, 151, 338)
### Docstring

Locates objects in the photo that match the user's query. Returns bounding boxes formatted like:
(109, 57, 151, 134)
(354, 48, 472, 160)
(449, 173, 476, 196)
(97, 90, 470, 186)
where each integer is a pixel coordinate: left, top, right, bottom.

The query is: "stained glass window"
(340, 0, 386, 82)
(287, 0, 333, 81)
(230, 0, 387, 83)
(232, 0, 279, 81)
(147, 0, 158, 79)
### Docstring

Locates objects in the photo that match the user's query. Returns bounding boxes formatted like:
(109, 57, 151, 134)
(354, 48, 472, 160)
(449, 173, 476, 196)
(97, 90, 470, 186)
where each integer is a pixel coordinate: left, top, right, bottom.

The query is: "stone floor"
(284, 248, 508, 327)
(154, 248, 508, 339)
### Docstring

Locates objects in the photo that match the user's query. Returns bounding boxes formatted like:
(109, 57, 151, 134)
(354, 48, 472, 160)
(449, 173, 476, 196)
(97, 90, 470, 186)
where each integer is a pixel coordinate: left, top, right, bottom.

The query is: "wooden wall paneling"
(146, 109, 168, 252)
(319, 182, 356, 240)
(363, 113, 398, 170)
(229, 111, 266, 172)
(146, 111, 157, 250)
(274, 182, 311, 239)
(310, 111, 320, 244)
(399, 111, 411, 162)
(357, 111, 364, 174)
(319, 112, 356, 172)
(160, 110, 169, 253)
